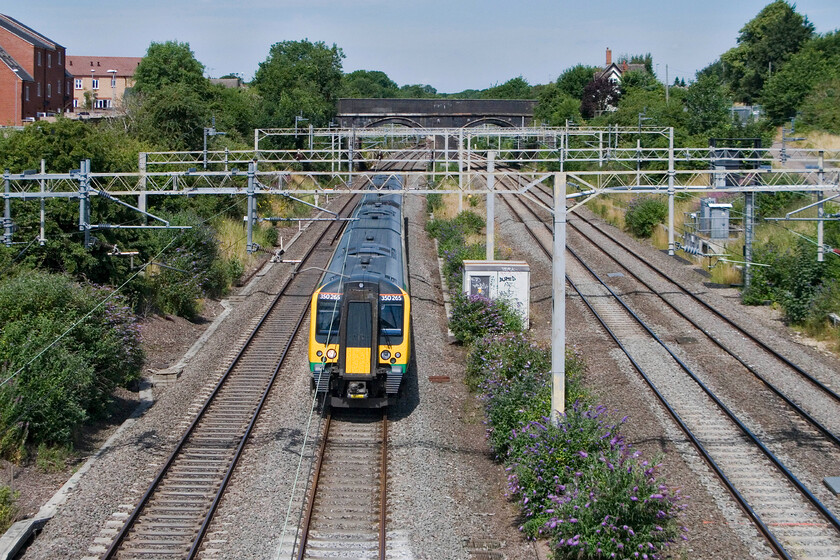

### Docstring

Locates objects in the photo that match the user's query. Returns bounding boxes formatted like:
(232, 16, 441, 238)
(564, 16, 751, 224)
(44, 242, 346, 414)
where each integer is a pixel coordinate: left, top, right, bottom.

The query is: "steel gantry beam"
(3, 126, 839, 425)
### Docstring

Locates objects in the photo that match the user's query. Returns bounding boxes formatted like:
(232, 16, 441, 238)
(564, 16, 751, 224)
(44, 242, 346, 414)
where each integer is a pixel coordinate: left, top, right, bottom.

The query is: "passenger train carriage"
(308, 175, 411, 408)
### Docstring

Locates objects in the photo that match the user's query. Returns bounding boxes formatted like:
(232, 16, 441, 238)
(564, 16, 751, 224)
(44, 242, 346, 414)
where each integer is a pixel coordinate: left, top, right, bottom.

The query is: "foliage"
(742, 237, 839, 325)
(448, 293, 524, 346)
(556, 65, 600, 99)
(0, 272, 143, 454)
(619, 70, 660, 94)
(397, 84, 439, 98)
(482, 76, 533, 99)
(340, 70, 399, 98)
(761, 31, 840, 123)
(0, 486, 18, 534)
(625, 197, 668, 238)
(581, 77, 620, 119)
(426, 193, 444, 215)
(800, 76, 840, 134)
(137, 211, 237, 319)
(129, 83, 208, 150)
(35, 443, 73, 473)
(507, 408, 684, 557)
(683, 75, 731, 136)
(0, 118, 149, 173)
(534, 83, 581, 126)
(720, 1, 815, 102)
(253, 40, 345, 129)
(132, 41, 208, 97)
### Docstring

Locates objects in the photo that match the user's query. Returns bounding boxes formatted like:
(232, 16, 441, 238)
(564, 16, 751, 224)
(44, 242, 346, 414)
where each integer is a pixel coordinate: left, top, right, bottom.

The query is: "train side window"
(379, 303, 403, 337)
(316, 302, 341, 343)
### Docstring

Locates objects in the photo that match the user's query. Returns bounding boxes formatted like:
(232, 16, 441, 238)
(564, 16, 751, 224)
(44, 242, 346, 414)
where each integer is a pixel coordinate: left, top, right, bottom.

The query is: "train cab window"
(315, 302, 341, 343)
(346, 302, 372, 347)
(379, 302, 403, 341)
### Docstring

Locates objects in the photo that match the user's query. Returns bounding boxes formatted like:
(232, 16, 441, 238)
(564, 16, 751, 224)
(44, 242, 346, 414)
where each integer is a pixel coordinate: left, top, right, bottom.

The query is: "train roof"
(320, 175, 406, 290)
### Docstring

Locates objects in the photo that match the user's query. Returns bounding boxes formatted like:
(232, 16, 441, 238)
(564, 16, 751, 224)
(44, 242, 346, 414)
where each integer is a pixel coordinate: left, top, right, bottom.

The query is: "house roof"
(0, 44, 33, 81)
(67, 56, 143, 78)
(596, 62, 647, 80)
(0, 14, 62, 50)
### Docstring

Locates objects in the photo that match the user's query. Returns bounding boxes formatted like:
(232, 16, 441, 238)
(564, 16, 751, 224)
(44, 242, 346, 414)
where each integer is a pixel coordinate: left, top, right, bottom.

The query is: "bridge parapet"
(337, 98, 537, 128)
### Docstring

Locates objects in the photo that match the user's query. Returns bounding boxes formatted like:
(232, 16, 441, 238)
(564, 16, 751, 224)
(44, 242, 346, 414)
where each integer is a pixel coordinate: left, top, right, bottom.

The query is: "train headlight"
(380, 350, 391, 361)
(395, 352, 401, 358)
(316, 350, 323, 357)
(326, 349, 337, 360)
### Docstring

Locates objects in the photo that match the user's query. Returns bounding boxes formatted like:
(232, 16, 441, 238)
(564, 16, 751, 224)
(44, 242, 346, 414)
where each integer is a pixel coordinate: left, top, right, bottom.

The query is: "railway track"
(102, 196, 359, 559)
(287, 410, 389, 560)
(491, 168, 840, 558)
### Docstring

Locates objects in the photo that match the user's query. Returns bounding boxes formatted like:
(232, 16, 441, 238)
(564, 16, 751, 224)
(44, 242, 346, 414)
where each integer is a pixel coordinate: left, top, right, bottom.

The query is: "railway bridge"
(336, 98, 537, 129)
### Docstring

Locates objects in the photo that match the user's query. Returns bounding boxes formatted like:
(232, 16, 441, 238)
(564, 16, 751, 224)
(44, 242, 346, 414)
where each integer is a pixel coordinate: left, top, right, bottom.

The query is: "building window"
(92, 79, 99, 90)
(94, 99, 111, 109)
(58, 52, 62, 65)
(47, 53, 52, 68)
(75, 79, 82, 90)
(37, 82, 41, 97)
(111, 76, 116, 88)
(73, 99, 78, 108)
(37, 52, 41, 66)
(25, 86, 29, 101)
(57, 80, 62, 94)
(47, 83, 51, 98)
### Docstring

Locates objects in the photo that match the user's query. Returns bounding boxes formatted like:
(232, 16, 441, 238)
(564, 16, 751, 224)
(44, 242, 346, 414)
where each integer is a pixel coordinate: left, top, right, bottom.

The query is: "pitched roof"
(0, 44, 33, 81)
(67, 56, 143, 77)
(0, 14, 62, 50)
(595, 62, 648, 80)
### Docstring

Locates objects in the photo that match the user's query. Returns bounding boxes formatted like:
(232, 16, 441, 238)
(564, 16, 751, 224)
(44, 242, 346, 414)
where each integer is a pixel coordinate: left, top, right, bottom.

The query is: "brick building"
(0, 14, 71, 125)
(68, 56, 142, 112)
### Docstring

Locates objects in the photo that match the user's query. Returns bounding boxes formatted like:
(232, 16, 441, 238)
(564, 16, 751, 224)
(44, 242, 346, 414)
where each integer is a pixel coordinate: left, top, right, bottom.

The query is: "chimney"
(606, 47, 612, 66)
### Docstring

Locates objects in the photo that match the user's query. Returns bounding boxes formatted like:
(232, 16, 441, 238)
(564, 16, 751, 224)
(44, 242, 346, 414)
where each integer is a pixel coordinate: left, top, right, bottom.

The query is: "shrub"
(454, 210, 485, 234)
(0, 272, 143, 455)
(449, 293, 523, 345)
(507, 407, 685, 557)
(625, 197, 667, 238)
(0, 485, 18, 534)
(35, 443, 74, 473)
(441, 244, 486, 290)
(426, 193, 443, 214)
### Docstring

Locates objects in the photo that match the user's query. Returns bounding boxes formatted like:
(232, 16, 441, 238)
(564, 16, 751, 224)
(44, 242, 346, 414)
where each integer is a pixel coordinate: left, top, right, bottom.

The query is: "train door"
(338, 286, 379, 379)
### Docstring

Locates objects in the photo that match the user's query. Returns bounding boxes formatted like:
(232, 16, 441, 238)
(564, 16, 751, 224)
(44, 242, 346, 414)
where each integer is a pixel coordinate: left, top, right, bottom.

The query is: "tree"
(800, 76, 840, 133)
(684, 75, 731, 136)
(556, 65, 599, 99)
(252, 40, 344, 128)
(130, 82, 208, 150)
(762, 31, 840, 123)
(340, 70, 399, 98)
(482, 76, 533, 99)
(580, 77, 620, 119)
(720, 1, 814, 102)
(397, 84, 438, 98)
(133, 41, 208, 96)
(620, 70, 661, 94)
(534, 83, 581, 126)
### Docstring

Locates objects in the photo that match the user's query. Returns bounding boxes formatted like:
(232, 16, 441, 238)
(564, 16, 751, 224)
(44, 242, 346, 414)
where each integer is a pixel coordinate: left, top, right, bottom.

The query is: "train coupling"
(347, 381, 368, 399)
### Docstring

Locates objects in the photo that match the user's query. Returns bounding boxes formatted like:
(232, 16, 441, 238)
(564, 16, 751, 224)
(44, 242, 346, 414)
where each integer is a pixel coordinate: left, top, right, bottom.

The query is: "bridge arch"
(364, 116, 425, 129)
(461, 117, 518, 129)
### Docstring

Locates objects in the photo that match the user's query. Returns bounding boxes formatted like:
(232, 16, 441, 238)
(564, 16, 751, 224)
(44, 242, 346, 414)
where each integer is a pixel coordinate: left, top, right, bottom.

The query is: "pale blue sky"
(5, 1, 840, 93)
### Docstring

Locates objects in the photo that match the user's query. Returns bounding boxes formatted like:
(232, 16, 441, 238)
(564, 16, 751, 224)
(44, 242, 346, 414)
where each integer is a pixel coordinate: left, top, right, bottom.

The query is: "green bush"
(0, 485, 18, 534)
(35, 443, 74, 473)
(448, 292, 523, 346)
(426, 193, 443, 214)
(0, 272, 143, 456)
(624, 197, 667, 238)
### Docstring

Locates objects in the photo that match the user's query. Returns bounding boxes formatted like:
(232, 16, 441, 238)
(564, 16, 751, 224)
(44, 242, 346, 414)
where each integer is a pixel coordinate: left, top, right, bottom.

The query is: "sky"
(5, 0, 840, 93)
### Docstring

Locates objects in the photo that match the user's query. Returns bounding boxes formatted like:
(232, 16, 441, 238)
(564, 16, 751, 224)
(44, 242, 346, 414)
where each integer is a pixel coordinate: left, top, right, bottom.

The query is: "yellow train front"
(308, 176, 411, 408)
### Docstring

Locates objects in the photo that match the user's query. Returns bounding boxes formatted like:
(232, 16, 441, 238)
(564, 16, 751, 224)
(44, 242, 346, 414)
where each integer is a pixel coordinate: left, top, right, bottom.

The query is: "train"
(308, 174, 411, 408)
